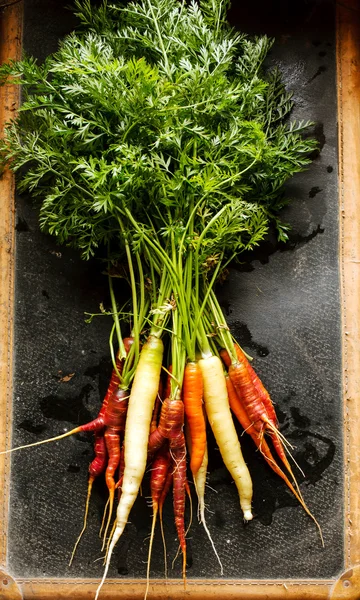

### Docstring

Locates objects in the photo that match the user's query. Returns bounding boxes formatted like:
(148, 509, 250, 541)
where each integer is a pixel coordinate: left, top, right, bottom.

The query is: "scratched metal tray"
(1, 1, 360, 599)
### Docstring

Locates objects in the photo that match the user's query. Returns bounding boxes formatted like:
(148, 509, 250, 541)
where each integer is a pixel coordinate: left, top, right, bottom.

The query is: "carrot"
(89, 434, 108, 480)
(226, 374, 323, 542)
(222, 346, 283, 448)
(219, 347, 232, 369)
(233, 344, 278, 426)
(228, 361, 269, 431)
(159, 469, 173, 579)
(163, 392, 184, 438)
(221, 344, 278, 425)
(222, 347, 301, 475)
(171, 478, 193, 573)
(147, 399, 168, 457)
(101, 387, 129, 545)
(145, 446, 171, 600)
(69, 433, 107, 565)
(225, 374, 256, 434)
(148, 392, 184, 457)
(150, 380, 163, 434)
(226, 374, 292, 487)
(116, 441, 125, 502)
(227, 355, 301, 482)
(226, 367, 293, 474)
(147, 426, 166, 458)
(152, 391, 189, 579)
(2, 337, 136, 455)
(199, 355, 253, 521)
(97, 337, 134, 420)
(183, 362, 206, 475)
(95, 334, 164, 600)
(170, 431, 187, 580)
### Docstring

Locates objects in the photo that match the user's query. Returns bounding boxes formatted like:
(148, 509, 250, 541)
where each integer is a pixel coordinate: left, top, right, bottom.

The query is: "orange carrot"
(225, 374, 255, 435)
(224, 347, 300, 481)
(228, 360, 294, 477)
(226, 375, 294, 487)
(233, 344, 277, 426)
(220, 345, 277, 425)
(228, 362, 269, 431)
(226, 373, 323, 542)
(183, 362, 206, 475)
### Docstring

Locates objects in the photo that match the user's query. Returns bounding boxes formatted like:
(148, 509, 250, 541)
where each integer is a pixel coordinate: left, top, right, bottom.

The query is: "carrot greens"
(0, 0, 321, 592)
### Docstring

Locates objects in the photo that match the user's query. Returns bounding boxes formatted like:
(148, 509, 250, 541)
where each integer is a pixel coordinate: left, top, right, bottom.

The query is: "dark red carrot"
(147, 398, 168, 457)
(148, 391, 187, 578)
(102, 429, 121, 546)
(4, 338, 135, 455)
(219, 347, 232, 369)
(145, 445, 172, 599)
(148, 392, 184, 457)
(151, 447, 171, 507)
(159, 470, 173, 515)
(102, 388, 129, 545)
(159, 469, 173, 578)
(116, 441, 125, 502)
(150, 380, 163, 434)
(228, 361, 295, 474)
(89, 434, 108, 480)
(103, 388, 129, 430)
(98, 337, 134, 420)
(162, 392, 184, 438)
(147, 427, 166, 457)
(170, 431, 187, 580)
(69, 433, 107, 565)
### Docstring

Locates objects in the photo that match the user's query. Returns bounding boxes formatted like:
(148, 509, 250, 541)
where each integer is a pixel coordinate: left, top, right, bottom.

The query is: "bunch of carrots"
(6, 287, 322, 597)
(0, 0, 323, 596)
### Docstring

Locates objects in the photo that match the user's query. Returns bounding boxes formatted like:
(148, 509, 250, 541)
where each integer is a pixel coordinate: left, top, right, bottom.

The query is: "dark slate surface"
(8, 0, 342, 582)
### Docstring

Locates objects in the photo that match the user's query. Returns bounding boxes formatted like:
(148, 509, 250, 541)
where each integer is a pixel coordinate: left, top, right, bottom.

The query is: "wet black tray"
(8, 0, 342, 582)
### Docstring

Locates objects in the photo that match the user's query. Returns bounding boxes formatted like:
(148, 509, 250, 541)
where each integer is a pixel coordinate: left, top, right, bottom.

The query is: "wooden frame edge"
(0, 0, 360, 598)
(0, 0, 23, 573)
(336, 0, 360, 577)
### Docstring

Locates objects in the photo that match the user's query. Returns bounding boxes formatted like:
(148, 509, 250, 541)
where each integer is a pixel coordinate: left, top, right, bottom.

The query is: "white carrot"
(95, 334, 164, 600)
(199, 355, 253, 521)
